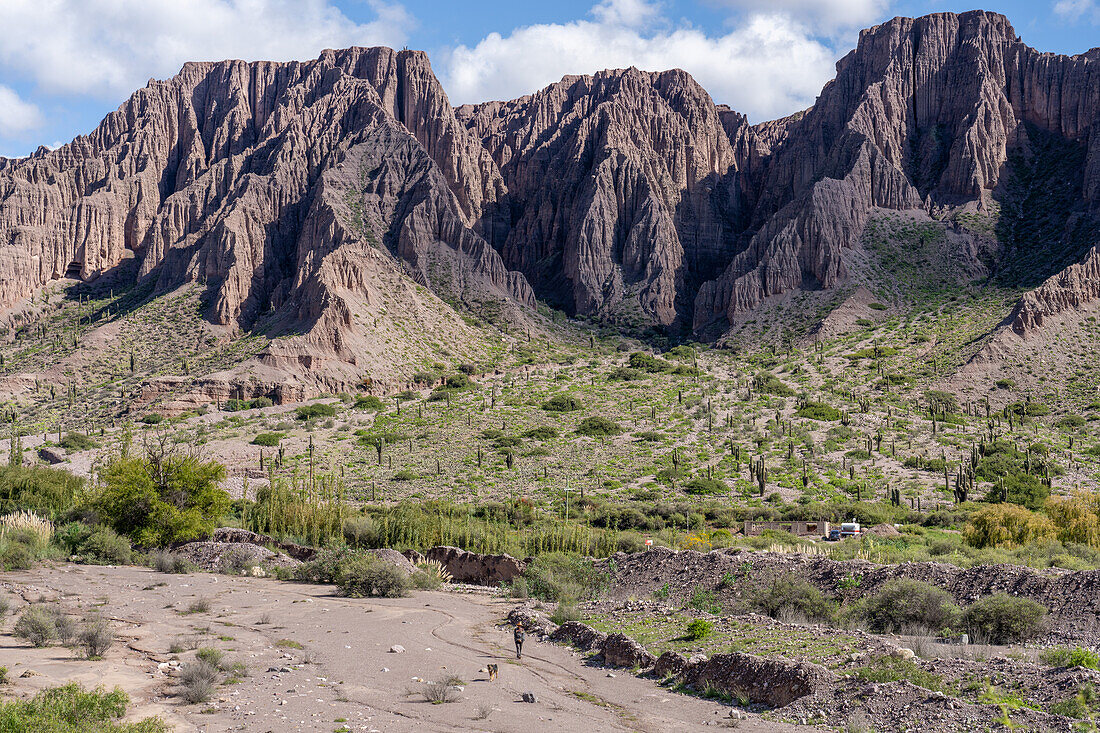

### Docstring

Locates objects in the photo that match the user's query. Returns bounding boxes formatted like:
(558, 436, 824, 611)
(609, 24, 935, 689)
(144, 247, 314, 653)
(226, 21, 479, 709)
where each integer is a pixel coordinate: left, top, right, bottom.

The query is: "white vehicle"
(840, 522, 861, 538)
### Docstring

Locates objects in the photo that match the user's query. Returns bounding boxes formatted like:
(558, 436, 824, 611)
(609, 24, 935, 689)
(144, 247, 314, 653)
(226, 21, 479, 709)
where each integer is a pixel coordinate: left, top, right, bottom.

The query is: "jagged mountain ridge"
(0, 10, 1098, 398)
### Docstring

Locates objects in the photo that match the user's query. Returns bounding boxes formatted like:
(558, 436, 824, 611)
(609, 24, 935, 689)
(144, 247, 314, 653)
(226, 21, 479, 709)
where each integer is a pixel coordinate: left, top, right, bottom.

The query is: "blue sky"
(0, 0, 1096, 158)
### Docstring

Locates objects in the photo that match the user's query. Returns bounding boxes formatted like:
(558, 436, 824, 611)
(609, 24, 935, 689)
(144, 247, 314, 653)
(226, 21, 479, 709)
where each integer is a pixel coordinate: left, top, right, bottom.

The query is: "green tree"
(95, 453, 228, 547)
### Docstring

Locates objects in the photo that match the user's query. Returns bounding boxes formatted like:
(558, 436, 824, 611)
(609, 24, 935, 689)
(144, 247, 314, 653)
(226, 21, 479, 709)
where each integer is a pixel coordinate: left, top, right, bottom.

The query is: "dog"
(487, 664, 499, 682)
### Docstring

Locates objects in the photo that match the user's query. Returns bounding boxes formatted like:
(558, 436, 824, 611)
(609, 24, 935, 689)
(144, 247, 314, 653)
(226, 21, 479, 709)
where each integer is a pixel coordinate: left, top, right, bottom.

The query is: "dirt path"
(0, 565, 803, 732)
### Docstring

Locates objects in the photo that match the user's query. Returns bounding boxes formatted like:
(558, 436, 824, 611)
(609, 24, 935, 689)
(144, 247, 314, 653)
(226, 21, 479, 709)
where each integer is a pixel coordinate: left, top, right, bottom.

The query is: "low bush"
(524, 553, 607, 603)
(755, 577, 835, 622)
(853, 656, 945, 692)
(150, 550, 195, 574)
(0, 683, 168, 731)
(336, 557, 410, 598)
(354, 395, 384, 411)
(14, 605, 58, 647)
(685, 619, 713, 640)
(1040, 647, 1100, 670)
(962, 593, 1046, 643)
(523, 426, 558, 441)
(856, 579, 959, 633)
(79, 617, 114, 659)
(251, 432, 283, 447)
(795, 402, 841, 421)
(75, 527, 132, 565)
(542, 394, 583, 412)
(59, 432, 100, 452)
(575, 417, 622, 437)
(342, 517, 380, 548)
(178, 660, 220, 704)
(295, 403, 337, 420)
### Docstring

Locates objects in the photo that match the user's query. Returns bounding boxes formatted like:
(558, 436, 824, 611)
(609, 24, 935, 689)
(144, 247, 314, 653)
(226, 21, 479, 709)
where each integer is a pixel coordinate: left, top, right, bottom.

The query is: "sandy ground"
(0, 565, 803, 732)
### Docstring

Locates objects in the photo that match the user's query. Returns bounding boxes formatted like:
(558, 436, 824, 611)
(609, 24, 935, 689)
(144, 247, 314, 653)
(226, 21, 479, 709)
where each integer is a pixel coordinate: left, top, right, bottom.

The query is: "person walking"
(513, 624, 526, 659)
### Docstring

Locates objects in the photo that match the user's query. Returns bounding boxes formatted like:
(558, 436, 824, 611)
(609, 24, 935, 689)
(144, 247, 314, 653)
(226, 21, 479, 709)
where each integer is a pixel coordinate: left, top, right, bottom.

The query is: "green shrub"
(150, 550, 195, 574)
(963, 593, 1046, 643)
(75, 527, 132, 565)
(0, 683, 168, 731)
(1040, 647, 1100, 670)
(853, 656, 945, 692)
(688, 587, 722, 613)
(59, 433, 99, 452)
(336, 557, 410, 598)
(523, 426, 558, 441)
(795, 401, 841, 421)
(56, 522, 93, 554)
(524, 553, 607, 603)
(295, 403, 337, 420)
(251, 432, 283, 447)
(575, 417, 622, 437)
(542, 394, 583, 412)
(14, 605, 57, 647)
(628, 352, 670, 373)
(140, 413, 164, 425)
(755, 577, 835, 622)
(1, 541, 35, 570)
(685, 619, 713, 640)
(444, 374, 472, 390)
(411, 371, 439, 385)
(857, 579, 959, 632)
(342, 517, 380, 548)
(608, 367, 645, 381)
(754, 372, 795, 397)
(294, 549, 356, 584)
(354, 395, 384, 411)
(550, 603, 581, 625)
(0, 465, 83, 519)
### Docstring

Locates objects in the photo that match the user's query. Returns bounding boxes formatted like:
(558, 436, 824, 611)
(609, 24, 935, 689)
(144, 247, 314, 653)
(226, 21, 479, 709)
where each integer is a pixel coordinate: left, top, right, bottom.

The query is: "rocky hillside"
(0, 10, 1097, 399)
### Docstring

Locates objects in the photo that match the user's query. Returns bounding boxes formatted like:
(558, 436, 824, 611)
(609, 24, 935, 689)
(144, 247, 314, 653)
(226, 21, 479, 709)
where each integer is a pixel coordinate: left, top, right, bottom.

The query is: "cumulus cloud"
(441, 0, 837, 122)
(0, 85, 42, 136)
(0, 0, 414, 99)
(1054, 0, 1100, 22)
(706, 0, 890, 34)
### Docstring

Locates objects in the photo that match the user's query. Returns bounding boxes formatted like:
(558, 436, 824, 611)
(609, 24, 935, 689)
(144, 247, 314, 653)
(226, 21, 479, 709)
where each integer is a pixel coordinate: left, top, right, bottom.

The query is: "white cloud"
(1054, 0, 1100, 22)
(0, 0, 414, 99)
(0, 85, 42, 136)
(441, 2, 837, 122)
(707, 0, 890, 34)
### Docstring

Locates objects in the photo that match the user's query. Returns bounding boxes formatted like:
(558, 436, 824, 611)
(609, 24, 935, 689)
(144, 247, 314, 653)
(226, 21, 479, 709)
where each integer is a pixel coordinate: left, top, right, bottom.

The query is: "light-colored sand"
(0, 565, 804, 732)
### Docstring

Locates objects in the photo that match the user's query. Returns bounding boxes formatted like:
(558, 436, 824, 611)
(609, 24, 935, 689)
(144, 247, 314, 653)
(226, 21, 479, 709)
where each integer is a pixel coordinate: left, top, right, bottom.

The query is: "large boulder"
(550, 621, 606, 651)
(600, 633, 656, 669)
(508, 605, 558, 636)
(425, 546, 526, 584)
(653, 651, 689, 678)
(681, 652, 831, 708)
(211, 527, 317, 561)
(173, 541, 298, 572)
(366, 549, 417, 575)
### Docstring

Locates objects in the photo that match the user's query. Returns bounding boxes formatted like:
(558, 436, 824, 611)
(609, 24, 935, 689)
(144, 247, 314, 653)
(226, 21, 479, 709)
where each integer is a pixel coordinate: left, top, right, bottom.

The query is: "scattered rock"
(388, 645, 405, 654)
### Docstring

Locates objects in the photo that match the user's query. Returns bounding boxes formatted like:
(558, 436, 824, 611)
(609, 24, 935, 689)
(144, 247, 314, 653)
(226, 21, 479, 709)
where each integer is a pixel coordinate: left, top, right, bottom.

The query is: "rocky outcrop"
(424, 546, 526, 584)
(1, 10, 1097, 374)
(1010, 245, 1100, 334)
(210, 527, 316, 561)
(459, 68, 751, 328)
(600, 632, 657, 669)
(550, 621, 607, 652)
(0, 47, 532, 394)
(682, 653, 832, 708)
